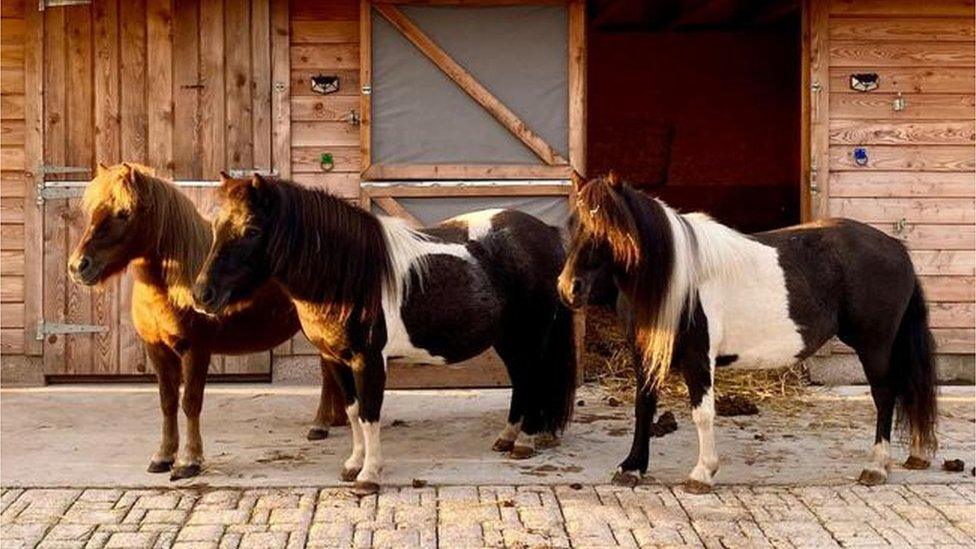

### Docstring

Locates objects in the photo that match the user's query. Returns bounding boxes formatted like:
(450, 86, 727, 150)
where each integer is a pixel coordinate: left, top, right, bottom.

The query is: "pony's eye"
(244, 226, 261, 239)
(116, 210, 130, 221)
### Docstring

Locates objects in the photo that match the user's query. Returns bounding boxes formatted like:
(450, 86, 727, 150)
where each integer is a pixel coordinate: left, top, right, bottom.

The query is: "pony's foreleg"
(327, 362, 364, 482)
(683, 355, 719, 493)
(351, 351, 386, 495)
(613, 380, 658, 487)
(171, 348, 211, 481)
(147, 344, 181, 473)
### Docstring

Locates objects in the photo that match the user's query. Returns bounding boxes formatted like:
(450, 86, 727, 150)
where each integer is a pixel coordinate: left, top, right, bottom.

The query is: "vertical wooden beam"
(808, 0, 829, 219)
(359, 0, 371, 175)
(270, 0, 290, 179)
(22, 1, 43, 356)
(147, 0, 174, 177)
(800, 0, 810, 221)
(93, 0, 121, 374)
(568, 0, 586, 177)
(251, 0, 272, 171)
(199, 0, 225, 179)
(224, 0, 253, 170)
(172, 0, 201, 179)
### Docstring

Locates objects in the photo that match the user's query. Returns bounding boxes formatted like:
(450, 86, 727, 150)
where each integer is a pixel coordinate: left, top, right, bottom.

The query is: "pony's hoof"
(307, 427, 329, 441)
(169, 463, 202, 481)
(340, 467, 361, 482)
(492, 438, 515, 452)
(509, 445, 535, 460)
(857, 468, 887, 486)
(904, 456, 930, 470)
(682, 479, 713, 494)
(147, 459, 174, 473)
(535, 433, 560, 449)
(352, 481, 380, 496)
(611, 470, 640, 487)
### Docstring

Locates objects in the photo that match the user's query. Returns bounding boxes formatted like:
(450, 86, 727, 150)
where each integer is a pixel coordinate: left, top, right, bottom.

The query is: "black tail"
(535, 304, 578, 434)
(892, 279, 938, 456)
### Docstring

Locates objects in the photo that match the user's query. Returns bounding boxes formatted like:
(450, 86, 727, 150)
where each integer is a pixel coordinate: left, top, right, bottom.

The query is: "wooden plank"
(172, 0, 201, 179)
(0, 120, 24, 145)
(919, 275, 976, 302)
(0, 250, 23, 275)
(929, 302, 974, 328)
(929, 328, 975, 354)
(1, 328, 24, 354)
(829, 18, 974, 42)
(199, 0, 225, 179)
(224, 0, 253, 170)
(118, 0, 147, 373)
(0, 68, 23, 94)
(290, 68, 359, 96)
(147, 0, 173, 177)
(363, 183, 571, 197)
(808, 0, 829, 219)
(0, 148, 24, 170)
(911, 250, 975, 276)
(271, 0, 291, 180)
(291, 95, 360, 121)
(93, 0, 121, 375)
(568, 0, 585, 176)
(251, 0, 272, 171)
(292, 121, 359, 147)
(828, 67, 974, 94)
(386, 351, 511, 389)
(1, 172, 25, 197)
(828, 120, 975, 145)
(830, 93, 976, 120)
(360, 0, 371, 175)
(291, 44, 360, 69)
(871, 223, 975, 251)
(0, 274, 23, 299)
(0, 0, 24, 18)
(375, 4, 566, 166)
(364, 164, 574, 180)
(291, 20, 358, 44)
(22, 2, 41, 356)
(373, 196, 422, 227)
(829, 172, 974, 198)
(291, 0, 358, 21)
(1, 223, 24, 250)
(830, 41, 975, 68)
(1, 302, 23, 328)
(0, 95, 25, 120)
(292, 146, 360, 172)
(0, 196, 23, 223)
(829, 0, 975, 17)
(829, 197, 974, 224)
(292, 172, 361, 198)
(828, 145, 975, 171)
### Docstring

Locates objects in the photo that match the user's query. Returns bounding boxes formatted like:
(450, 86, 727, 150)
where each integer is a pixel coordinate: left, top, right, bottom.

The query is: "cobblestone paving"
(1, 483, 973, 548)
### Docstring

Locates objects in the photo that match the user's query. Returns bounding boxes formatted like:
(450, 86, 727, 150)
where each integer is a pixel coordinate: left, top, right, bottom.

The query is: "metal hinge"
(35, 321, 108, 341)
(36, 179, 88, 206)
(227, 168, 279, 178)
(361, 85, 372, 95)
(809, 158, 820, 194)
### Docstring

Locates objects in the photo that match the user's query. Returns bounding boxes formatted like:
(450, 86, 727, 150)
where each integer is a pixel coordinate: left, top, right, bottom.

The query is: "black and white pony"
(192, 174, 576, 494)
(558, 173, 938, 491)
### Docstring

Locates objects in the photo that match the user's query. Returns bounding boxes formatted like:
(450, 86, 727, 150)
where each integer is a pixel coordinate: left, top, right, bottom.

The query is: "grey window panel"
(374, 196, 571, 230)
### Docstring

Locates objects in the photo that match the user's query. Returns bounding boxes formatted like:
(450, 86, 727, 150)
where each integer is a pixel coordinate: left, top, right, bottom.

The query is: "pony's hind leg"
(857, 350, 896, 486)
(492, 363, 525, 453)
(171, 348, 211, 480)
(147, 344, 181, 473)
(308, 358, 345, 440)
(613, 380, 658, 487)
(683, 355, 719, 494)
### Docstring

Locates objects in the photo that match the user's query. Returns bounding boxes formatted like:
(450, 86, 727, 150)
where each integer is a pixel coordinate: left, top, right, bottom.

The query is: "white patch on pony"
(344, 403, 365, 472)
(448, 208, 504, 241)
(377, 216, 473, 365)
(689, 387, 719, 485)
(357, 421, 383, 484)
(688, 213, 806, 369)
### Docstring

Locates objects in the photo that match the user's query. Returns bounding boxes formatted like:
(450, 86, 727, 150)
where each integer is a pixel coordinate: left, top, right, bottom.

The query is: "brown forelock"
(83, 163, 210, 308)
(257, 178, 394, 328)
(578, 177, 678, 386)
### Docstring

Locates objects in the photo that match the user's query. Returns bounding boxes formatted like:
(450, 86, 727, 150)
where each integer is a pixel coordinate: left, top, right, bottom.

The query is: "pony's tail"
(892, 279, 938, 457)
(535, 304, 578, 434)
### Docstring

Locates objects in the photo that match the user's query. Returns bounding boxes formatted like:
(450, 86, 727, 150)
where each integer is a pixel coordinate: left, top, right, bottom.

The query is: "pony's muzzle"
(191, 282, 223, 315)
(68, 255, 97, 285)
(559, 278, 585, 309)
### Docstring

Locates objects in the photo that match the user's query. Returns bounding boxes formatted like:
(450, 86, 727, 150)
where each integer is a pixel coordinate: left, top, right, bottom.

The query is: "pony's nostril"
(198, 286, 215, 306)
(76, 256, 91, 274)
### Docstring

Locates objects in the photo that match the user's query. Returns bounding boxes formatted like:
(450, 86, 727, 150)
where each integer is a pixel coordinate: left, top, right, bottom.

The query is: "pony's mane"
(262, 179, 397, 331)
(577, 178, 752, 387)
(83, 163, 210, 309)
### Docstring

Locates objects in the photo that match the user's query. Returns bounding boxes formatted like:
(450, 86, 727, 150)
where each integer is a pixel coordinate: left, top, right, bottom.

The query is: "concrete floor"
(1, 384, 973, 489)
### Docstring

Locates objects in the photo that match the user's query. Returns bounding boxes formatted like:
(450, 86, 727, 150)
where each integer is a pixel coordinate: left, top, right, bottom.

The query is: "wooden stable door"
(37, 0, 276, 379)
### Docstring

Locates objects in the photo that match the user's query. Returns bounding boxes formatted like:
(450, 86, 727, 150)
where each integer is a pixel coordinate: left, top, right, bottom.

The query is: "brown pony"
(68, 163, 342, 480)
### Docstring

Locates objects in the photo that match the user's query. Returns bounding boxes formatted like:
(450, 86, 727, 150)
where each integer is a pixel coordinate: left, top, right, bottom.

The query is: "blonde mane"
(83, 163, 211, 309)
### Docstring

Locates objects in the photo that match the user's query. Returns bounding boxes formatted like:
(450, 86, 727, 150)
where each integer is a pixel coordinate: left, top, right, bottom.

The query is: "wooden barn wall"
(1, 0, 27, 356)
(289, 0, 361, 199)
(816, 0, 975, 355)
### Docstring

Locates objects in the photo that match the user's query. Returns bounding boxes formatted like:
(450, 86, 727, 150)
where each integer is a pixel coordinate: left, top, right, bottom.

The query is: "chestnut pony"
(193, 174, 577, 495)
(68, 163, 341, 480)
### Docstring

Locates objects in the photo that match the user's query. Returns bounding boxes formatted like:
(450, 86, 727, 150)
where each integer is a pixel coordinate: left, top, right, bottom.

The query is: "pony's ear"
(96, 162, 110, 176)
(219, 171, 233, 186)
(606, 170, 621, 189)
(250, 173, 271, 191)
(570, 171, 586, 194)
(119, 162, 136, 187)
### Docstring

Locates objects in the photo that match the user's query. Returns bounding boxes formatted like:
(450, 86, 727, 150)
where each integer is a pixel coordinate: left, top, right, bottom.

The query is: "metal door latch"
(36, 321, 108, 341)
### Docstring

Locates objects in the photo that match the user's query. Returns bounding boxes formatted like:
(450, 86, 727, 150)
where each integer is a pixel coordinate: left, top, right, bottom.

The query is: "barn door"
(37, 0, 276, 379)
